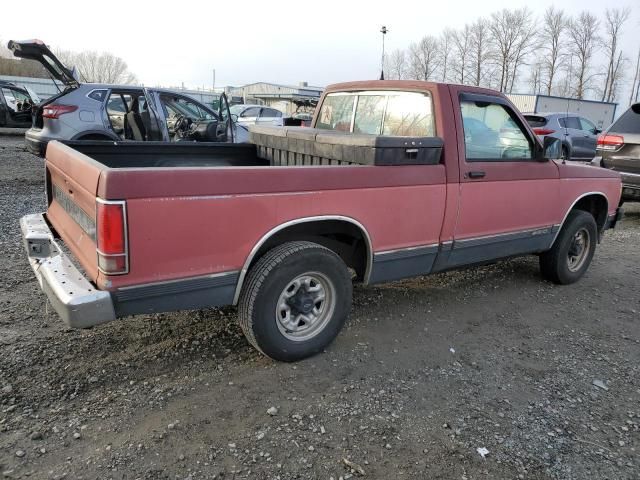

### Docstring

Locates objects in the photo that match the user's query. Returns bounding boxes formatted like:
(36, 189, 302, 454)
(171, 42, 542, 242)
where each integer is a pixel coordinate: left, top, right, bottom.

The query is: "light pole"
(380, 26, 388, 80)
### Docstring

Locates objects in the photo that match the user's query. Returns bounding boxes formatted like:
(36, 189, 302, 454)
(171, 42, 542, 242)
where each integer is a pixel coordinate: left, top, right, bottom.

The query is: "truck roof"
(323, 80, 503, 97)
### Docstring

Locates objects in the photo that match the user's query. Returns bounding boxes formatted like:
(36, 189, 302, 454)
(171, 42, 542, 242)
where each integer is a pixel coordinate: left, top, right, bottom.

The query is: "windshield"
(229, 105, 246, 115)
(161, 95, 216, 121)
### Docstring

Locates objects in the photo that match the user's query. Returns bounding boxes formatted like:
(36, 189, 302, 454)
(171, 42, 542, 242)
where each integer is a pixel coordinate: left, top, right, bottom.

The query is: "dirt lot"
(0, 136, 638, 480)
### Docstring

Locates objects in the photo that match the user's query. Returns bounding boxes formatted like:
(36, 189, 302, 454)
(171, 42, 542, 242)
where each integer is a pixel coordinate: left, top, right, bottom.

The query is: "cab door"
(578, 117, 598, 159)
(217, 92, 234, 142)
(447, 88, 560, 268)
(0, 86, 32, 127)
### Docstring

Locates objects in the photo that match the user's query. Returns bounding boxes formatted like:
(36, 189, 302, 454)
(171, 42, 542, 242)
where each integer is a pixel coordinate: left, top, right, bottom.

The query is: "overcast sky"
(3, 0, 639, 93)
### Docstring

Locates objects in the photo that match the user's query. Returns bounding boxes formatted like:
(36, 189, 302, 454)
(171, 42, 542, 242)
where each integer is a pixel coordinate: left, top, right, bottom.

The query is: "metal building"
(506, 93, 618, 130)
(225, 82, 323, 115)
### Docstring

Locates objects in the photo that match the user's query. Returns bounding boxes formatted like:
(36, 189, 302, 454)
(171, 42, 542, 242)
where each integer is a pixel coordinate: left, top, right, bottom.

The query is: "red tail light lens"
(596, 134, 624, 151)
(532, 127, 556, 135)
(42, 104, 78, 119)
(96, 200, 128, 275)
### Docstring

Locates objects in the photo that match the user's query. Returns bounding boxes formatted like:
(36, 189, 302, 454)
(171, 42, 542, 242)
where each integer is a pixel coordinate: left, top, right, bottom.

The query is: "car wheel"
(238, 241, 352, 361)
(539, 210, 597, 284)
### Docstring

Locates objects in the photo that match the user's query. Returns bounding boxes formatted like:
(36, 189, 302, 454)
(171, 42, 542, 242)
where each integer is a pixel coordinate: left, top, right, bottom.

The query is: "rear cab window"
(315, 91, 435, 136)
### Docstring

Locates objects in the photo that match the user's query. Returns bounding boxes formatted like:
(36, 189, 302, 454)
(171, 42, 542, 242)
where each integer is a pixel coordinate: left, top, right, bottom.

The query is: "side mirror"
(231, 113, 239, 123)
(593, 128, 602, 135)
(542, 136, 561, 160)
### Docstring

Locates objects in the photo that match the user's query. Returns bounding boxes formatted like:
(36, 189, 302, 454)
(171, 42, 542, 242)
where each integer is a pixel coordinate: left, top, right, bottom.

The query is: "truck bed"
(63, 141, 268, 168)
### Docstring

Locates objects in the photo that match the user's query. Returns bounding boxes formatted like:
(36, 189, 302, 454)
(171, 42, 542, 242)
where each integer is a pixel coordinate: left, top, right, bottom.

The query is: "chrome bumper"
(20, 213, 116, 328)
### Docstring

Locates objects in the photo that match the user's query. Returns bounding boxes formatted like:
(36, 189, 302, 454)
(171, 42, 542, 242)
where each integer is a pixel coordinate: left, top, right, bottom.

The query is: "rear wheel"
(540, 210, 597, 284)
(238, 241, 352, 361)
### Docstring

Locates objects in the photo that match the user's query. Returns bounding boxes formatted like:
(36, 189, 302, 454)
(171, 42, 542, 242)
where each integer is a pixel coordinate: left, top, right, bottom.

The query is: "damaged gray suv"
(8, 40, 244, 155)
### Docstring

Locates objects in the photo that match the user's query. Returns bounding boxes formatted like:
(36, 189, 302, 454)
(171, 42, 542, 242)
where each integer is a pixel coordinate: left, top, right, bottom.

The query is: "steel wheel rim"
(275, 272, 336, 342)
(567, 228, 590, 272)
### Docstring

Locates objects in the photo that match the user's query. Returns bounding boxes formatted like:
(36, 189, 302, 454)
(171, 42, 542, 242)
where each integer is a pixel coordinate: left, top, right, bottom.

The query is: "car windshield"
(230, 105, 246, 115)
(161, 95, 215, 121)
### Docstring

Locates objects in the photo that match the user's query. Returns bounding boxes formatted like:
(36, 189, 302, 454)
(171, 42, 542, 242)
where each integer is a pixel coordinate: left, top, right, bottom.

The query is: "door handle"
(467, 171, 486, 179)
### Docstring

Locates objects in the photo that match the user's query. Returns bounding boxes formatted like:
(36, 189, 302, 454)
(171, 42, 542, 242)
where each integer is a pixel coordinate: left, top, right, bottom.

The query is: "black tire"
(238, 241, 352, 362)
(540, 210, 597, 284)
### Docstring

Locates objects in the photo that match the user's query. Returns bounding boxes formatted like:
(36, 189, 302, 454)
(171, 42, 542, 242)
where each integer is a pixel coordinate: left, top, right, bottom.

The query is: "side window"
(241, 107, 261, 118)
(107, 94, 127, 114)
(88, 89, 108, 102)
(2, 88, 31, 112)
(460, 100, 533, 161)
(560, 116, 581, 130)
(579, 117, 596, 133)
(260, 108, 282, 118)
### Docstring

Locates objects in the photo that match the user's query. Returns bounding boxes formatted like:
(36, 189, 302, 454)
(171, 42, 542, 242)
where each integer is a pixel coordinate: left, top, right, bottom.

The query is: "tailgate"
(45, 142, 104, 282)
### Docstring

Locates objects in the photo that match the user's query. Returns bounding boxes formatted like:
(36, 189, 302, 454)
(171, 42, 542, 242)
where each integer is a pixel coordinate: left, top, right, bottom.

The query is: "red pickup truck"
(21, 80, 623, 361)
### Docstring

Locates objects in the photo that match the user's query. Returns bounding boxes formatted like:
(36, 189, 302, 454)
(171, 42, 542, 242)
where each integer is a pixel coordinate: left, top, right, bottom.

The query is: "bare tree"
(438, 29, 455, 82)
(508, 10, 536, 93)
(567, 12, 600, 99)
(489, 8, 534, 92)
(600, 7, 631, 102)
(469, 19, 492, 86)
(540, 7, 568, 95)
(387, 49, 408, 80)
(55, 49, 137, 84)
(631, 46, 640, 104)
(528, 60, 543, 94)
(451, 25, 472, 84)
(408, 36, 440, 81)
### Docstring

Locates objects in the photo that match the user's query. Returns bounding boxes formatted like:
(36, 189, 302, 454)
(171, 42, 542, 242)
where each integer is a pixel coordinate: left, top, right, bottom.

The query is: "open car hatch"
(8, 39, 79, 88)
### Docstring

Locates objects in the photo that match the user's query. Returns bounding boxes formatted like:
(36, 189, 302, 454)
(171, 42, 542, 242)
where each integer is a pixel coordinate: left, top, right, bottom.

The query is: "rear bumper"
(20, 213, 116, 328)
(620, 172, 640, 200)
(25, 130, 50, 156)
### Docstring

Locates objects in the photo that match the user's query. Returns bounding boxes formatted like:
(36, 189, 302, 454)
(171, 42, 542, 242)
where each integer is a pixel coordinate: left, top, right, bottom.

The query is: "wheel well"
(248, 220, 370, 281)
(571, 194, 608, 233)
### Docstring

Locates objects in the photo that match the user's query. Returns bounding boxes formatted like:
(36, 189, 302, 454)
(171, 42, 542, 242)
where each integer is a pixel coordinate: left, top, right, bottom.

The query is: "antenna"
(563, 95, 569, 164)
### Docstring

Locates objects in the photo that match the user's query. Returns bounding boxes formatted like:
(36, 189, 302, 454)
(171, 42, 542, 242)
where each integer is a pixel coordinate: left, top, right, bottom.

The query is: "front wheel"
(238, 241, 352, 361)
(539, 210, 597, 284)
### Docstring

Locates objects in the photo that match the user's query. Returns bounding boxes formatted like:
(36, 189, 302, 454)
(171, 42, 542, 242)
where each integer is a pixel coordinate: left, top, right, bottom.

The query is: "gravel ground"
(0, 136, 638, 480)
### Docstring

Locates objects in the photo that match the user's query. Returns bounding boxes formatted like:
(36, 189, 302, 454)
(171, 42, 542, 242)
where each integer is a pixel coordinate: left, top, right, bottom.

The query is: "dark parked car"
(592, 103, 640, 204)
(8, 39, 245, 155)
(0, 80, 40, 128)
(524, 113, 601, 161)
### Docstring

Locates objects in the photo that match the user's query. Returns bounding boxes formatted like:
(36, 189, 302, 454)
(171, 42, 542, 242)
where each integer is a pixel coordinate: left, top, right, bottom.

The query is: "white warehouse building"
(506, 93, 618, 130)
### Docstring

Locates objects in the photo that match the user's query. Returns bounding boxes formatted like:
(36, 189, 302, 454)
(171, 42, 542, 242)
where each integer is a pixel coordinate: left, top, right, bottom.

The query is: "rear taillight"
(96, 199, 128, 275)
(42, 104, 78, 119)
(532, 127, 556, 135)
(597, 134, 624, 151)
